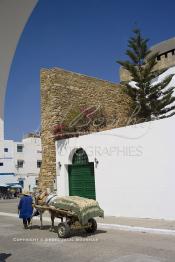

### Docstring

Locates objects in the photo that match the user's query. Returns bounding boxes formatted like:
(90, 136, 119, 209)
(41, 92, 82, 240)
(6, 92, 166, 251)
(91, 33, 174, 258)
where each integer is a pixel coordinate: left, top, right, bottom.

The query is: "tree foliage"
(117, 29, 175, 121)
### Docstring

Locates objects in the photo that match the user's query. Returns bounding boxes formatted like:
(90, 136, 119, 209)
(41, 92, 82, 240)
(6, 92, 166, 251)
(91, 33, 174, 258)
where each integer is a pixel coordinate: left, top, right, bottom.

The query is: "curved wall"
(120, 37, 175, 82)
(0, 0, 38, 140)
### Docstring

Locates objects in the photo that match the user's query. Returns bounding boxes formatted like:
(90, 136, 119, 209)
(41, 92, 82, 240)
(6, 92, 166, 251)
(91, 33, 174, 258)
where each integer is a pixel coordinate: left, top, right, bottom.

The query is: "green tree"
(117, 29, 175, 121)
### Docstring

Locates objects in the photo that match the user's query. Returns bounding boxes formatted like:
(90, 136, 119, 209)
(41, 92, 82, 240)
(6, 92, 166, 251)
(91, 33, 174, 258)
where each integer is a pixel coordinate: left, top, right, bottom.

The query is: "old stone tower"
(39, 68, 133, 190)
(39, 37, 175, 190)
(120, 37, 175, 82)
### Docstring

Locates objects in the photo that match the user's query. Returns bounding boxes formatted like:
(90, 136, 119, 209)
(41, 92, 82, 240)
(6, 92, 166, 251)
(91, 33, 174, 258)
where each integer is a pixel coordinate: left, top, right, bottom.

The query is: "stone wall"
(153, 52, 175, 72)
(120, 50, 175, 82)
(120, 55, 175, 82)
(39, 68, 134, 190)
(120, 67, 132, 82)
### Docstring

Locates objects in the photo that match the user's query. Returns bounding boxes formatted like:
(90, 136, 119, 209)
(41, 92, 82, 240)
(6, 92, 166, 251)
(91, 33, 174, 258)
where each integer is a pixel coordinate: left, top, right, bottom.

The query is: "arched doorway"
(68, 148, 96, 199)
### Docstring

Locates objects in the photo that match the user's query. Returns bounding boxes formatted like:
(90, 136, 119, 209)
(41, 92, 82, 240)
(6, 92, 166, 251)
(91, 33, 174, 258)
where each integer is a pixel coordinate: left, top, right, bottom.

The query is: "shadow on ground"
(29, 224, 107, 238)
(29, 225, 51, 230)
(0, 253, 12, 262)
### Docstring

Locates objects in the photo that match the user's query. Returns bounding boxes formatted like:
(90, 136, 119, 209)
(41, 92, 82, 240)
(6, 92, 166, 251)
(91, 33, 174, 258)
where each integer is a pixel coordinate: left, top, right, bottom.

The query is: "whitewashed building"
(0, 134, 42, 191)
(56, 115, 175, 220)
(55, 67, 175, 220)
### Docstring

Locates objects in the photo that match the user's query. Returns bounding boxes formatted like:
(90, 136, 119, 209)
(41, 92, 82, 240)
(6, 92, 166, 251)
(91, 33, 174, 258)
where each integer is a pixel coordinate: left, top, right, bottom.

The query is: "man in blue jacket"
(18, 190, 33, 229)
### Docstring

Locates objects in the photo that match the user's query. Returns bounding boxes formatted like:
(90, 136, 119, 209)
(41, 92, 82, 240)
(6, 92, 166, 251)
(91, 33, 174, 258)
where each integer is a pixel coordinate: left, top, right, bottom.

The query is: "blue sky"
(5, 0, 175, 141)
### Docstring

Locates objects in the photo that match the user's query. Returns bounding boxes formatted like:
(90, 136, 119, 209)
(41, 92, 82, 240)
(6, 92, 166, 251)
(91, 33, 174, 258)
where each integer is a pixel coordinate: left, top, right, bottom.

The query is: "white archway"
(0, 0, 38, 140)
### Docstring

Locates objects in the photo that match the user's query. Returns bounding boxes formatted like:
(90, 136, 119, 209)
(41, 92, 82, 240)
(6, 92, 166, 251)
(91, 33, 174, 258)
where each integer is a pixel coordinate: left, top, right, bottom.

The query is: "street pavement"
(0, 199, 175, 262)
(0, 199, 18, 214)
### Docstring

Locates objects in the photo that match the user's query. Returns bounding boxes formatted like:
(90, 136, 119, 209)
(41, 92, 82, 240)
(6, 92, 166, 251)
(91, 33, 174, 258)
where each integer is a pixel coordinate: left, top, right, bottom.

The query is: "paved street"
(0, 199, 18, 214)
(1, 200, 175, 262)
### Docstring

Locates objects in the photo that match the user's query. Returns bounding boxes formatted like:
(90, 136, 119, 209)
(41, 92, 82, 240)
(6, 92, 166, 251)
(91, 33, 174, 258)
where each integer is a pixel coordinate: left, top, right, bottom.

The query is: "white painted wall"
(0, 140, 15, 173)
(56, 116, 175, 220)
(0, 119, 4, 141)
(14, 137, 42, 191)
(14, 137, 42, 175)
(0, 137, 42, 191)
(22, 174, 37, 192)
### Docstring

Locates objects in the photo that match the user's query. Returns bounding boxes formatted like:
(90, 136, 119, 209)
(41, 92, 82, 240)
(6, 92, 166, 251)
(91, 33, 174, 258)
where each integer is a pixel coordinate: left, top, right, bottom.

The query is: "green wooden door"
(68, 163, 96, 200)
(68, 148, 96, 199)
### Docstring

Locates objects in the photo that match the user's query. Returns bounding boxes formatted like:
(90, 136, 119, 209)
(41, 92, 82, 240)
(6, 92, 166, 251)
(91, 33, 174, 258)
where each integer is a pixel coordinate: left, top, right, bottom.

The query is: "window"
(165, 53, 168, 58)
(17, 145, 23, 152)
(37, 150, 42, 154)
(37, 160, 42, 168)
(4, 148, 8, 152)
(17, 160, 24, 168)
(157, 55, 161, 61)
(72, 148, 89, 165)
(0, 162, 3, 166)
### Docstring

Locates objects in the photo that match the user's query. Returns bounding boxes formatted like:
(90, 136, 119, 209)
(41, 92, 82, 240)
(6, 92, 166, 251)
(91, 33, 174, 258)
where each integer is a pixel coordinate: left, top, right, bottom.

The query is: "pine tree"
(117, 29, 175, 121)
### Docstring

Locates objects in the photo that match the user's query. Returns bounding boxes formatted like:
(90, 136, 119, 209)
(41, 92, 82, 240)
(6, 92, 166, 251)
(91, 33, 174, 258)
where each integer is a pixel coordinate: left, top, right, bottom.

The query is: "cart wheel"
(85, 218, 97, 233)
(57, 222, 70, 238)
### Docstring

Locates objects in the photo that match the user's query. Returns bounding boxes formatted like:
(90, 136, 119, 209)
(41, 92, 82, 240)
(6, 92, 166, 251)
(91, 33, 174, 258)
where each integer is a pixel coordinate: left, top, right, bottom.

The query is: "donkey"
(33, 191, 63, 231)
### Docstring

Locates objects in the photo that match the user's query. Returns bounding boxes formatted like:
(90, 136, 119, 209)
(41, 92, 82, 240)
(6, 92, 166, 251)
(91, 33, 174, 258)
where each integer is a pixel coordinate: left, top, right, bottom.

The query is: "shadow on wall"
(0, 253, 12, 262)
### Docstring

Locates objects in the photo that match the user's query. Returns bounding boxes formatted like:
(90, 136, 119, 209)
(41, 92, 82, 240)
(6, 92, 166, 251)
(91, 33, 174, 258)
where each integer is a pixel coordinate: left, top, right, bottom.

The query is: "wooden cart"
(34, 204, 97, 238)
